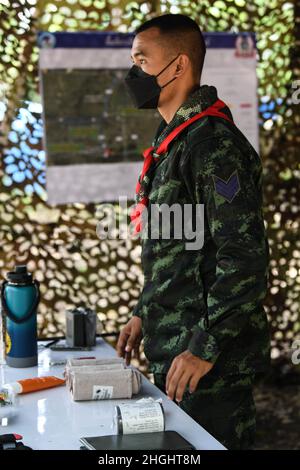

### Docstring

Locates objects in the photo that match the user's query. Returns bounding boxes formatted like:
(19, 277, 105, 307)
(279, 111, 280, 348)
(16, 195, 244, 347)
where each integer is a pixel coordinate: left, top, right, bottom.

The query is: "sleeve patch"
(212, 170, 241, 203)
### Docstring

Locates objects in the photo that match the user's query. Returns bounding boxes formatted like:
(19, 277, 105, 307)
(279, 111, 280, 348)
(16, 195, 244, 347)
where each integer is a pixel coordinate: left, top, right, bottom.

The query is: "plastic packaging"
(0, 385, 19, 425)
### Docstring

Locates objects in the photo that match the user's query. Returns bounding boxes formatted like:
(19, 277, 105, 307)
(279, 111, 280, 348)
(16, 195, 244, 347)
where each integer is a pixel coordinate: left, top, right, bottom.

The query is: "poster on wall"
(38, 31, 258, 205)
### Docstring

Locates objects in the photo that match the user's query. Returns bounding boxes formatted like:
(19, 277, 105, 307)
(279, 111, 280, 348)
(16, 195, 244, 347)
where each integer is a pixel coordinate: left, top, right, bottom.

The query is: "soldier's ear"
(174, 54, 189, 77)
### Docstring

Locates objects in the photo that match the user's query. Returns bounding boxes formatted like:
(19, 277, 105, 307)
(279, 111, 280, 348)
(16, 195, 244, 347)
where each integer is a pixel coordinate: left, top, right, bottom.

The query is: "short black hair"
(135, 14, 206, 80)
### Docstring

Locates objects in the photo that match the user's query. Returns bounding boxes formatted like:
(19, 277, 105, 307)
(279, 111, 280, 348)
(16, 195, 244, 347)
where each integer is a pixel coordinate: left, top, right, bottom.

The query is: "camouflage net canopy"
(0, 0, 299, 372)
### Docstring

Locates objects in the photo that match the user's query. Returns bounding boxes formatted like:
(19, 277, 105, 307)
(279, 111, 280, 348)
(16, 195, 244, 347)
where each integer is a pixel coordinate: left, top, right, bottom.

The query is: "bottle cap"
(6, 265, 33, 285)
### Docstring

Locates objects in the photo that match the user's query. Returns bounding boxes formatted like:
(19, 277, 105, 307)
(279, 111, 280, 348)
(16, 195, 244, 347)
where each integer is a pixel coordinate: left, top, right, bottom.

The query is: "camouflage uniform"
(153, 371, 256, 450)
(131, 85, 270, 449)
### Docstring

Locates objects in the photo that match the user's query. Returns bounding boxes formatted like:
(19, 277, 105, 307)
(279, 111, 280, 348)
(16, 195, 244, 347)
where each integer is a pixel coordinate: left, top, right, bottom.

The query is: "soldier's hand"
(116, 316, 143, 366)
(166, 350, 213, 403)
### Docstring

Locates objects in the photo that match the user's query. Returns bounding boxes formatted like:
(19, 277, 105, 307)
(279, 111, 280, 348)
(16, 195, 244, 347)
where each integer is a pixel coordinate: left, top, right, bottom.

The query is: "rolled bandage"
(64, 357, 125, 388)
(65, 358, 142, 401)
(67, 357, 125, 367)
(114, 398, 165, 435)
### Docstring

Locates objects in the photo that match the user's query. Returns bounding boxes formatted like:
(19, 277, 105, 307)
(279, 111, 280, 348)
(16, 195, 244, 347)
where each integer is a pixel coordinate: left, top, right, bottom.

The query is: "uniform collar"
(154, 84, 218, 147)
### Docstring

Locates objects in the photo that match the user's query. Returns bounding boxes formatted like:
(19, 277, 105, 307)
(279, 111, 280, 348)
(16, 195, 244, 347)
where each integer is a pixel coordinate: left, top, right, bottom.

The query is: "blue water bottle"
(1, 265, 40, 368)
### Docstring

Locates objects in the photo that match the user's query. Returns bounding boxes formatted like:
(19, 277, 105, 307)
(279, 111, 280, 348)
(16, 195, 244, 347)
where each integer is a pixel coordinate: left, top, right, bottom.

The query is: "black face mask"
(124, 54, 180, 109)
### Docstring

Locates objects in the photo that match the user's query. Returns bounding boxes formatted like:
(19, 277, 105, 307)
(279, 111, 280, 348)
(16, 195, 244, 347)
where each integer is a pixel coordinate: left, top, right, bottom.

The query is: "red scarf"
(130, 99, 234, 235)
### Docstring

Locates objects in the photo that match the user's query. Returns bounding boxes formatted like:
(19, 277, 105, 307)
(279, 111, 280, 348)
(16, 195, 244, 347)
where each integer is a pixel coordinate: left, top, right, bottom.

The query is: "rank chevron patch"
(212, 170, 241, 203)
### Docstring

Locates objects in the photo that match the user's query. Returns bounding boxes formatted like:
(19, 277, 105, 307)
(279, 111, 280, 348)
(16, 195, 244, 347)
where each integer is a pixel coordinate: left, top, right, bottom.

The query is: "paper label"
(92, 385, 113, 400)
(118, 402, 164, 434)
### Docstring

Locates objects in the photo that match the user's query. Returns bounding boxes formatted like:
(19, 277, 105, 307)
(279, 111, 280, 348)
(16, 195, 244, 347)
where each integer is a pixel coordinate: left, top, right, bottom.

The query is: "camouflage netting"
(0, 0, 299, 373)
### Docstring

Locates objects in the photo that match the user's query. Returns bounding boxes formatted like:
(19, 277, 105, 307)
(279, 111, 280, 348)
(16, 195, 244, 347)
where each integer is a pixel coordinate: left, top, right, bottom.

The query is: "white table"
(0, 338, 225, 450)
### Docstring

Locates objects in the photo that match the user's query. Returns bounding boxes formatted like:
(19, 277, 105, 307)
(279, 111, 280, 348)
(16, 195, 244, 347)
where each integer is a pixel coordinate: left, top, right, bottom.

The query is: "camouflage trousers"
(153, 371, 256, 450)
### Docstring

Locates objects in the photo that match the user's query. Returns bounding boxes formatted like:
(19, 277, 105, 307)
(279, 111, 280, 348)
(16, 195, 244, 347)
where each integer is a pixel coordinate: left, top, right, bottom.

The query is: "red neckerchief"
(130, 99, 235, 235)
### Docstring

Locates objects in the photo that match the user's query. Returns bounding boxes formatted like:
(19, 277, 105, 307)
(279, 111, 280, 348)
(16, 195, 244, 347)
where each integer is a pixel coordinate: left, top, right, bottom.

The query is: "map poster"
(38, 31, 258, 205)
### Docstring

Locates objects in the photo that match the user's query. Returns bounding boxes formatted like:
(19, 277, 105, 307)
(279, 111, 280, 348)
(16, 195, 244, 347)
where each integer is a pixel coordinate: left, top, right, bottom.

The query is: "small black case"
(66, 307, 96, 347)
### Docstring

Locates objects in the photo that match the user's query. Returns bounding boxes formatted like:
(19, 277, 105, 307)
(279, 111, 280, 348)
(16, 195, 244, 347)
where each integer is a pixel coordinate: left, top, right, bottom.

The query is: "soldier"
(117, 14, 270, 450)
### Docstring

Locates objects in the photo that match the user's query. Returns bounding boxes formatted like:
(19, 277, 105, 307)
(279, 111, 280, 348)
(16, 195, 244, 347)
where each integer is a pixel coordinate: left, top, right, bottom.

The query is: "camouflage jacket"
(131, 85, 271, 377)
